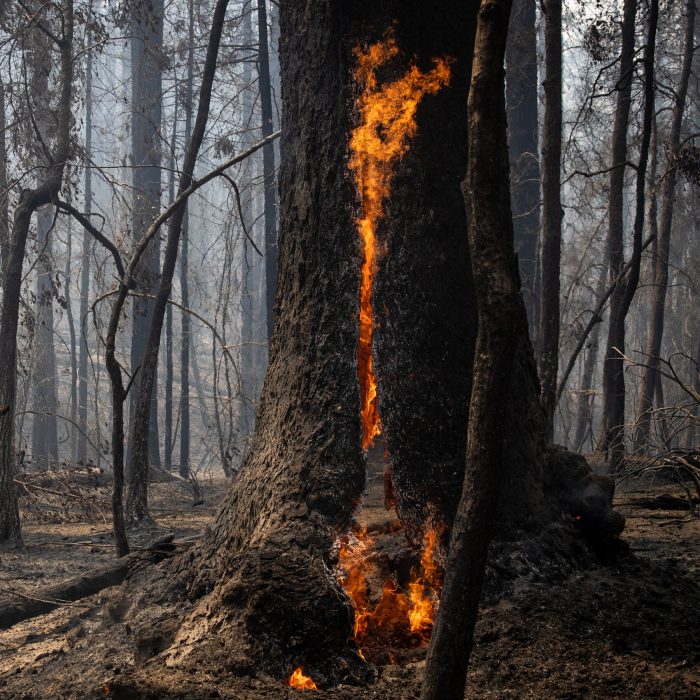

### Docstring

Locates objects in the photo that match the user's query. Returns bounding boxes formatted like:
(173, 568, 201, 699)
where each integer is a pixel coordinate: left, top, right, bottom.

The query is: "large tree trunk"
(154, 3, 366, 682)
(636, 0, 695, 448)
(538, 0, 563, 440)
(506, 0, 540, 337)
(119, 1, 622, 690)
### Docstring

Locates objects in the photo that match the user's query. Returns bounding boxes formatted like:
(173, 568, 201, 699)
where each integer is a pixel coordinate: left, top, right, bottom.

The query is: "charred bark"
(538, 0, 563, 440)
(636, 0, 695, 447)
(259, 0, 278, 343)
(373, 1, 478, 541)
(153, 3, 367, 683)
(601, 0, 658, 473)
(506, 0, 540, 336)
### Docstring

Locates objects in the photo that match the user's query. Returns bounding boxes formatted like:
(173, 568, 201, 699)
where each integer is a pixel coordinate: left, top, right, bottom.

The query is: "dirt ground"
(0, 465, 698, 699)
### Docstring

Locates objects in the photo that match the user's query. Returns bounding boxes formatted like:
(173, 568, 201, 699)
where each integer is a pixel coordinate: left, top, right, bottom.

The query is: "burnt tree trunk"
(601, 0, 657, 473)
(636, 0, 695, 447)
(154, 2, 368, 683)
(122, 1, 623, 689)
(373, 2, 478, 540)
(538, 0, 563, 440)
(0, 1, 74, 543)
(128, 0, 164, 493)
(506, 0, 540, 337)
(258, 0, 278, 343)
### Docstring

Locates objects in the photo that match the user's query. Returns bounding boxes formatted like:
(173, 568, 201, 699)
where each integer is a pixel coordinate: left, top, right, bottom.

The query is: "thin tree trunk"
(636, 0, 695, 448)
(179, 0, 194, 481)
(77, 3, 94, 466)
(65, 217, 79, 463)
(0, 78, 9, 275)
(574, 270, 606, 453)
(129, 0, 164, 483)
(538, 0, 563, 440)
(601, 0, 657, 474)
(258, 0, 278, 343)
(506, 0, 540, 337)
(238, 1, 258, 449)
(422, 0, 520, 694)
(31, 205, 60, 469)
(127, 0, 231, 517)
(164, 86, 178, 471)
(0, 0, 74, 543)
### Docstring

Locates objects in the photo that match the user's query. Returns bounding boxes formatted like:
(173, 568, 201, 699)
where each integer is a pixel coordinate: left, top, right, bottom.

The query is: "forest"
(0, 0, 699, 697)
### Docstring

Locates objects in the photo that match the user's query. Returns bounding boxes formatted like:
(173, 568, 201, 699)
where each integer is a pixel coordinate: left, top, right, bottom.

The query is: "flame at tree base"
(337, 527, 444, 660)
(286, 667, 318, 691)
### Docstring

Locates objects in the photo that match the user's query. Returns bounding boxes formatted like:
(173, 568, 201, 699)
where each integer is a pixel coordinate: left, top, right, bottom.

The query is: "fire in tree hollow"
(338, 527, 443, 659)
(349, 32, 452, 450)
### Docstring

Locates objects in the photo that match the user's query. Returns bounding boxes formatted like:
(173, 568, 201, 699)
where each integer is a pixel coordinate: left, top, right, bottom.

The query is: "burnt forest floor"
(0, 463, 698, 699)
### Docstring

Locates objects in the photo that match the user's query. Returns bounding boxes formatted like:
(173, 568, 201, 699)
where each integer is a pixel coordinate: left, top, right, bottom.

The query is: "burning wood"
(336, 526, 444, 659)
(349, 32, 452, 450)
(286, 667, 317, 691)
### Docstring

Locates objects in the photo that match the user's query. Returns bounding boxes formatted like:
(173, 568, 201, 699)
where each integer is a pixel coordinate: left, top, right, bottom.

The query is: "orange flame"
(350, 33, 452, 450)
(286, 667, 317, 691)
(337, 526, 443, 658)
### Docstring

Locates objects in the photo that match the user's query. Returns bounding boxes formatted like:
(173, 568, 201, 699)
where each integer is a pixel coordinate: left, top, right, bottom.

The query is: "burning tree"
(113, 0, 623, 692)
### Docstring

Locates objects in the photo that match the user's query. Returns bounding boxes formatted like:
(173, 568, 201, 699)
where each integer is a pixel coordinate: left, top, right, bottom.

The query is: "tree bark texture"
(159, 2, 368, 683)
(636, 0, 695, 447)
(506, 0, 540, 336)
(422, 1, 519, 695)
(370, 1, 479, 542)
(538, 0, 563, 441)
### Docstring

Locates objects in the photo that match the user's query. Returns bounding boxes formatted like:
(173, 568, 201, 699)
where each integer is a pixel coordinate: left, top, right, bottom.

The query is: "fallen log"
(0, 535, 186, 631)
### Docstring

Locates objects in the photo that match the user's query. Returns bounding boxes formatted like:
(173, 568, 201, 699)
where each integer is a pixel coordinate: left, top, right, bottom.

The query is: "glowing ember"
(286, 667, 317, 691)
(349, 32, 452, 450)
(337, 527, 443, 657)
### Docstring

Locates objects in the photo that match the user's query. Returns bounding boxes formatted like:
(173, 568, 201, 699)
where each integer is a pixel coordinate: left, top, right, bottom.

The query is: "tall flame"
(286, 667, 317, 691)
(349, 33, 452, 450)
